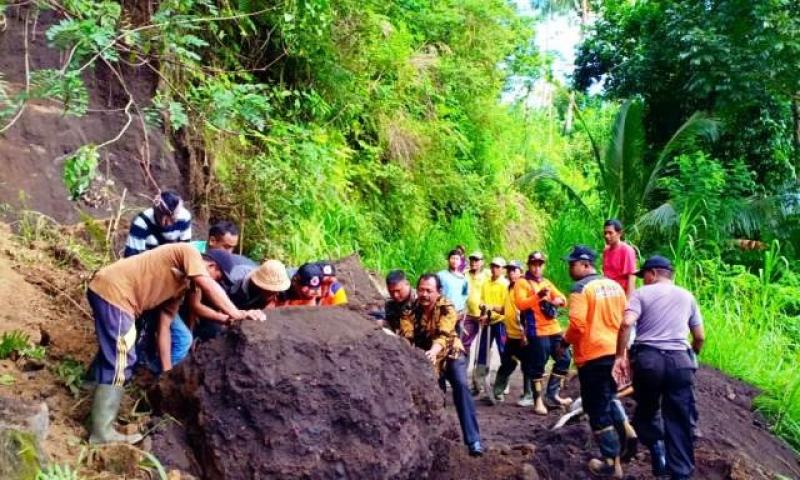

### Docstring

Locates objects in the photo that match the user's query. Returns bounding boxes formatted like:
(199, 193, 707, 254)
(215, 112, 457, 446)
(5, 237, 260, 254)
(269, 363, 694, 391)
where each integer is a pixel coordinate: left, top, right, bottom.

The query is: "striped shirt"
(123, 206, 192, 257)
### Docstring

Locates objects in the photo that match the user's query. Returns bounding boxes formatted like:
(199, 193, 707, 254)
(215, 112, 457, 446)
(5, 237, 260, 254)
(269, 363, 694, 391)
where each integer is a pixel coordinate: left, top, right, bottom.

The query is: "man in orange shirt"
(279, 263, 324, 306)
(559, 245, 627, 478)
(514, 252, 571, 414)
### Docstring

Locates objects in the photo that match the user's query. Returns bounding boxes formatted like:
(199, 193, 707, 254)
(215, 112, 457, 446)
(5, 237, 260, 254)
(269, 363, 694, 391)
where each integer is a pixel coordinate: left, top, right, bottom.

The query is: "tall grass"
(680, 252, 800, 450)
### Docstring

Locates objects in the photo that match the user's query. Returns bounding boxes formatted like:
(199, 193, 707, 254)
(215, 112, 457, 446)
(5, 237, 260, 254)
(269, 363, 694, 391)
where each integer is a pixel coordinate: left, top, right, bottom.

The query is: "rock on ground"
(154, 306, 457, 480)
(0, 396, 48, 479)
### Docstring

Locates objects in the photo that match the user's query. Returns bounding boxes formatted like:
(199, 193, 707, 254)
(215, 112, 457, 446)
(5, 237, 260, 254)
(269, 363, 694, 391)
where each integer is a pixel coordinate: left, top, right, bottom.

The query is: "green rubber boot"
(490, 371, 511, 405)
(517, 374, 534, 406)
(89, 384, 143, 445)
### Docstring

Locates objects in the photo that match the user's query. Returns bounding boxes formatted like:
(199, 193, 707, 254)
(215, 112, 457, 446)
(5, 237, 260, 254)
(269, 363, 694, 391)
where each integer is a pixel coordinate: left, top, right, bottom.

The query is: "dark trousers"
(531, 333, 571, 378)
(497, 338, 535, 379)
(440, 356, 481, 445)
(632, 346, 697, 478)
(476, 323, 506, 366)
(577, 355, 617, 432)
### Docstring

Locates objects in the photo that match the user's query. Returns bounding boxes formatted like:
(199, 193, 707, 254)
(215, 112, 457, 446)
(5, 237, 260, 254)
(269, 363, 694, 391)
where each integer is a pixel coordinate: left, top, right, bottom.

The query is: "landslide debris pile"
(155, 307, 457, 479)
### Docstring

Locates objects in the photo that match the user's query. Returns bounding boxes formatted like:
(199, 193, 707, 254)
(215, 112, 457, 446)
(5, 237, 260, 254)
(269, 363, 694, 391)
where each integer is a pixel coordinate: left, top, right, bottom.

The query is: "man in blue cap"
(613, 256, 705, 480)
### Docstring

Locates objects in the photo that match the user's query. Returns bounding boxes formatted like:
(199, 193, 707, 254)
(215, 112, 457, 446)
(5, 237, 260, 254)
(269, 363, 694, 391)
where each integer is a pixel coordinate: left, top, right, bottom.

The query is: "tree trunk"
(792, 94, 800, 179)
(563, 91, 575, 134)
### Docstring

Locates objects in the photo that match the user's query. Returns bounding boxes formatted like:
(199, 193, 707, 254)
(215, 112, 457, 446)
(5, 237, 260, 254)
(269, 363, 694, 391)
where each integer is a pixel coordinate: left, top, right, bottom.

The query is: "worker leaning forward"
(85, 243, 265, 445)
(400, 273, 483, 457)
(514, 251, 572, 414)
(558, 245, 627, 478)
(613, 256, 705, 480)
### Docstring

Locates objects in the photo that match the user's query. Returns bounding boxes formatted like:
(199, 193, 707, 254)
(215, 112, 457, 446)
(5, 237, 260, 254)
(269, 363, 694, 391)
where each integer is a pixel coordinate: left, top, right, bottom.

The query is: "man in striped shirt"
(123, 191, 192, 257)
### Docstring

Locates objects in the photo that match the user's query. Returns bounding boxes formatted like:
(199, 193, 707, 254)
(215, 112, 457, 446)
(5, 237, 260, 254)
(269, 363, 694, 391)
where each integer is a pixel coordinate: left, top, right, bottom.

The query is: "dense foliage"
(574, 0, 800, 189)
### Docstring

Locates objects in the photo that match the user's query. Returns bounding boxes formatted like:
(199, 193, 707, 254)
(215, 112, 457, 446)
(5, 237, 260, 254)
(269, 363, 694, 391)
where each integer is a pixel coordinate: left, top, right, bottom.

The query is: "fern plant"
(62, 145, 99, 201)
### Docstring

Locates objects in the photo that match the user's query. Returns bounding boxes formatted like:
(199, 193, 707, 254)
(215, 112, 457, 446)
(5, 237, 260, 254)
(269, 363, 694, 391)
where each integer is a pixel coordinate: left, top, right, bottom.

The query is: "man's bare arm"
(690, 324, 705, 354)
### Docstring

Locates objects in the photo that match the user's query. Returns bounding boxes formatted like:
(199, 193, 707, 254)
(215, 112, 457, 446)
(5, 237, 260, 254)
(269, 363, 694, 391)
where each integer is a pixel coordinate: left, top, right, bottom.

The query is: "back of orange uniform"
(564, 274, 626, 366)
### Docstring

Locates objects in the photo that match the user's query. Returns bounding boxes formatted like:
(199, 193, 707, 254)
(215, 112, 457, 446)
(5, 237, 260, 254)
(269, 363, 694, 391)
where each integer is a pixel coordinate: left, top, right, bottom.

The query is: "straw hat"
(250, 259, 291, 292)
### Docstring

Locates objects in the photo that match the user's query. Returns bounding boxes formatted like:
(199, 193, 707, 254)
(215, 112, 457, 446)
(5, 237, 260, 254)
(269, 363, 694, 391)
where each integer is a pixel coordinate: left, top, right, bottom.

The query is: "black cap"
(563, 245, 597, 263)
(635, 255, 673, 277)
(295, 263, 323, 288)
(527, 251, 546, 264)
(317, 261, 336, 277)
(203, 249, 235, 282)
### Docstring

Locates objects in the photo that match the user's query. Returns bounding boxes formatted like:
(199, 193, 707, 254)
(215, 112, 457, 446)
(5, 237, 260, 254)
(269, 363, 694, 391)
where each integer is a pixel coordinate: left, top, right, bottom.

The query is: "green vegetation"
(36, 464, 82, 480)
(0, 331, 46, 361)
(51, 358, 86, 398)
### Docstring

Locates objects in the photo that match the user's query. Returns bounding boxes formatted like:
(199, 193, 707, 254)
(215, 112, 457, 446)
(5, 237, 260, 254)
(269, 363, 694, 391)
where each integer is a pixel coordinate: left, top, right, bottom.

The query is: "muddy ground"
(0, 227, 798, 478)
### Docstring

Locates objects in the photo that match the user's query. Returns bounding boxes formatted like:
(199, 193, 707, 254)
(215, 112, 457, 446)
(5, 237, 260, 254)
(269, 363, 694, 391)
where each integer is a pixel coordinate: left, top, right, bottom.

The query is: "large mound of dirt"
(153, 306, 457, 479)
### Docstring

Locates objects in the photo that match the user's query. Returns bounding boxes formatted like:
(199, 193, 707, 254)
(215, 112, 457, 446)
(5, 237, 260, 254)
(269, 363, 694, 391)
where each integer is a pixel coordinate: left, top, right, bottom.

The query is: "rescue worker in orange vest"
(557, 245, 627, 478)
(514, 251, 572, 414)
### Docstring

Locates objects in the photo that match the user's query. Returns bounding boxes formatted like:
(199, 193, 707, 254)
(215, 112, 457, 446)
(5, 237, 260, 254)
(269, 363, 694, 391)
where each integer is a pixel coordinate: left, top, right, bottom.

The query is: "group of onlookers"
(83, 192, 706, 479)
(382, 219, 705, 479)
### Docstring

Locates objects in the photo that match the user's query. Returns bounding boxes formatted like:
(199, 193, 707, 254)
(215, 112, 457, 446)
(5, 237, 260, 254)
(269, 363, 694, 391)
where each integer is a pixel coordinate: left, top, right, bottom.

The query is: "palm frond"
(603, 99, 646, 224)
(642, 112, 721, 202)
(636, 201, 678, 234)
(517, 166, 592, 214)
(571, 97, 603, 180)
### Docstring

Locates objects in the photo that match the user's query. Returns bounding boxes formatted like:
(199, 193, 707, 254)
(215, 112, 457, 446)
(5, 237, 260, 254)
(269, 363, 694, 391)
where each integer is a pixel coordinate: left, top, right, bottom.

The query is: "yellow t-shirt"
(465, 269, 489, 316)
(89, 243, 209, 316)
(481, 276, 509, 324)
(503, 284, 523, 339)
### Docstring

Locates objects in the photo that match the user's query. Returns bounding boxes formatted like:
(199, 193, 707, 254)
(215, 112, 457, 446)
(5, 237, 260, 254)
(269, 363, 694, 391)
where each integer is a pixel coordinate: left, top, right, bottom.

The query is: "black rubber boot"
(649, 440, 668, 476)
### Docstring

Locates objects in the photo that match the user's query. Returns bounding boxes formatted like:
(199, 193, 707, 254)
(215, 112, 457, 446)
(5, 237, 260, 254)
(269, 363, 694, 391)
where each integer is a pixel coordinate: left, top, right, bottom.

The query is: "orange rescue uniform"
(513, 276, 567, 337)
(563, 274, 626, 366)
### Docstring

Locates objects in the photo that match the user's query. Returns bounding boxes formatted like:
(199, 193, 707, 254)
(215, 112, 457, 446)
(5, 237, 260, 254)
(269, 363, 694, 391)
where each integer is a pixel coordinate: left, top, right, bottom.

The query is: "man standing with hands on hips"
(613, 256, 705, 480)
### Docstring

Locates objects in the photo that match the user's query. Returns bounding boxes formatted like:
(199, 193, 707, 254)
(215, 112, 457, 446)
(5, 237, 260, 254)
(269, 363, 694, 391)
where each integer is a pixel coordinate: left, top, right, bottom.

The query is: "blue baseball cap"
(635, 255, 673, 277)
(563, 245, 597, 263)
(202, 249, 235, 282)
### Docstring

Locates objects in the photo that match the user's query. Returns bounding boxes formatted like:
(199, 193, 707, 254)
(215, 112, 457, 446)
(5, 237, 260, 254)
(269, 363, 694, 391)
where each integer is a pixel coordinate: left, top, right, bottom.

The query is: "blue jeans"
(531, 333, 571, 378)
(440, 356, 481, 445)
(137, 313, 193, 374)
(476, 323, 506, 366)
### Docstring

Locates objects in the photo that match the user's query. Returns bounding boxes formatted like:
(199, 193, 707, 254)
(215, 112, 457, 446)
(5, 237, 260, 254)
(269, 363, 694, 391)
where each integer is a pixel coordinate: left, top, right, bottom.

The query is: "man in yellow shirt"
(489, 260, 536, 405)
(462, 251, 488, 360)
(472, 257, 509, 396)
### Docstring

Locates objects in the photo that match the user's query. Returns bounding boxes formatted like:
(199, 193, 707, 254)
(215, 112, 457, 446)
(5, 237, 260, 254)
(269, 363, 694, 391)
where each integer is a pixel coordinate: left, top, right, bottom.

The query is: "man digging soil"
(85, 243, 265, 444)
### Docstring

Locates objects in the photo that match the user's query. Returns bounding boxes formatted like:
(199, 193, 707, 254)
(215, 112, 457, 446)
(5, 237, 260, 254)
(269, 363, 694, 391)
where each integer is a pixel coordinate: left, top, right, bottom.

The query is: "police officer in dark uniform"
(613, 256, 706, 480)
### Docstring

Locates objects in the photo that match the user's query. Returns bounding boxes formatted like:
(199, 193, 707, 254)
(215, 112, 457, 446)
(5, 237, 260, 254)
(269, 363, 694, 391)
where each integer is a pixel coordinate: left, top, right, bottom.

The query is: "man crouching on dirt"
(558, 246, 627, 478)
(85, 243, 265, 444)
(400, 273, 483, 457)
